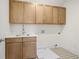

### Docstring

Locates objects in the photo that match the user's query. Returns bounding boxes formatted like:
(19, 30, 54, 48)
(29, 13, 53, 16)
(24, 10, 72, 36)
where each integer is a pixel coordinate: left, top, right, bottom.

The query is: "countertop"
(5, 34, 38, 38)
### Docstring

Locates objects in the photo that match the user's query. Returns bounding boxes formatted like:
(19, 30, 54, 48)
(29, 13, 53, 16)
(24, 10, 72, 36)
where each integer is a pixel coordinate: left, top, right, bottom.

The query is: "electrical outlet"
(54, 44, 58, 48)
(58, 32, 61, 35)
(41, 30, 45, 34)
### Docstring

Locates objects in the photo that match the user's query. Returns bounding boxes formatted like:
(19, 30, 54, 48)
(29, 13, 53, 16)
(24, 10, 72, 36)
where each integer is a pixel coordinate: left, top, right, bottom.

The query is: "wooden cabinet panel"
(44, 5, 53, 24)
(23, 3, 36, 24)
(52, 7, 59, 24)
(10, 2, 24, 23)
(23, 37, 36, 42)
(58, 8, 66, 24)
(10, 1, 66, 24)
(6, 38, 22, 43)
(36, 5, 44, 24)
(23, 37, 37, 59)
(23, 42, 36, 59)
(6, 43, 22, 59)
(6, 38, 22, 59)
(6, 37, 37, 59)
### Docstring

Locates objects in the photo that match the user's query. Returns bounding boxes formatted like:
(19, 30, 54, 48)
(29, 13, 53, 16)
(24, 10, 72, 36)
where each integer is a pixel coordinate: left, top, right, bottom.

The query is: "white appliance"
(37, 48, 60, 59)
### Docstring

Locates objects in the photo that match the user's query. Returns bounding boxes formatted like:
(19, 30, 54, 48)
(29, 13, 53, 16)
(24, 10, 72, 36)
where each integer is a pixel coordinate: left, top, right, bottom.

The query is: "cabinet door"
(6, 43, 22, 59)
(6, 38, 22, 59)
(24, 3, 36, 24)
(58, 8, 66, 24)
(10, 2, 24, 23)
(52, 7, 59, 24)
(44, 5, 53, 24)
(23, 37, 37, 59)
(36, 5, 44, 24)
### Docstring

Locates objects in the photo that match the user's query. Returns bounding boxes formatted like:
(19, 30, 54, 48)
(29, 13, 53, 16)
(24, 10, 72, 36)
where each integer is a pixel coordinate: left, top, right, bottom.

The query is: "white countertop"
(5, 34, 38, 38)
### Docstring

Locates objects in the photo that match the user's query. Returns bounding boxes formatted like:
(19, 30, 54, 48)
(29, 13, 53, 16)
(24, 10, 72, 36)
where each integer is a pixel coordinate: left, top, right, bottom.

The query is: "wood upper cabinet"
(44, 5, 53, 24)
(58, 8, 66, 24)
(36, 5, 66, 24)
(36, 5, 44, 24)
(52, 7, 59, 24)
(6, 38, 22, 59)
(10, 1, 24, 23)
(5, 37, 37, 59)
(10, 1, 66, 24)
(23, 3, 36, 24)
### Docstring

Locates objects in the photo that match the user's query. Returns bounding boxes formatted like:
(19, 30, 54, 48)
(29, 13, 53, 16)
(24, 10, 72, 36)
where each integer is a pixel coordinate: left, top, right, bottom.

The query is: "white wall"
(0, 0, 10, 37)
(10, 24, 64, 35)
(10, 24, 64, 48)
(37, 34, 61, 49)
(0, 0, 10, 59)
(60, 0, 79, 55)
